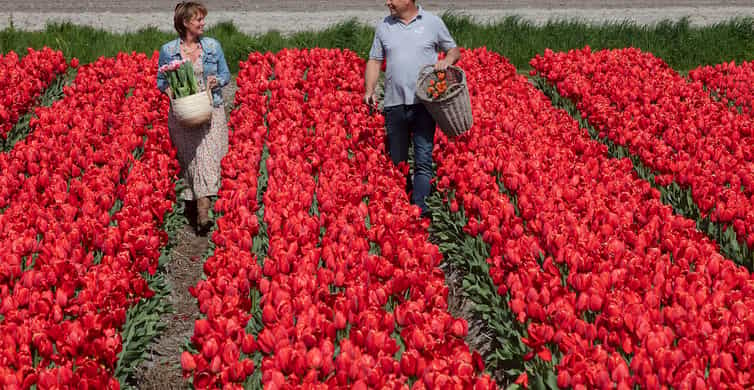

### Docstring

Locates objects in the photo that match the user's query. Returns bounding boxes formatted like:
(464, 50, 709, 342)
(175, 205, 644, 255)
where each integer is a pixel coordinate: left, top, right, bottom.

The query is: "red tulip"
(194, 318, 211, 336)
(306, 347, 322, 369)
(450, 319, 468, 338)
(182, 351, 197, 372)
(202, 338, 219, 360)
(241, 333, 257, 354)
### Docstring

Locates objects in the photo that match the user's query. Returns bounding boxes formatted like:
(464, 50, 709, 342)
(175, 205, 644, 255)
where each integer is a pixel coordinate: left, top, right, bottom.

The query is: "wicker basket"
(416, 65, 473, 137)
(171, 89, 213, 128)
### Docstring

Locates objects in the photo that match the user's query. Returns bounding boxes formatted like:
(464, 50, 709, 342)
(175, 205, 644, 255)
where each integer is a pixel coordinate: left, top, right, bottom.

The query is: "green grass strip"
(446, 15, 754, 73)
(533, 76, 754, 271)
(2, 15, 754, 73)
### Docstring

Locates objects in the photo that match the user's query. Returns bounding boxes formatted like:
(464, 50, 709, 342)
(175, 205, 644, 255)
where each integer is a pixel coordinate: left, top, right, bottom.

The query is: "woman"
(157, 2, 230, 235)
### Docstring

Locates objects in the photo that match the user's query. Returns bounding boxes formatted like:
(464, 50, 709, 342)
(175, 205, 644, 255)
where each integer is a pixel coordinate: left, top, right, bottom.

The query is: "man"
(364, 0, 461, 218)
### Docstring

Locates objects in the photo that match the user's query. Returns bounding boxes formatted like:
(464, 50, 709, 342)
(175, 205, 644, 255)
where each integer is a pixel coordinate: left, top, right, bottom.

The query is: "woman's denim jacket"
(156, 36, 230, 107)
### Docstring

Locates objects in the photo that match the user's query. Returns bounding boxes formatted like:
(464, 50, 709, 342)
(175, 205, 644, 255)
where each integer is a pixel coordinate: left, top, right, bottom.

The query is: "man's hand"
(165, 87, 175, 99)
(364, 59, 381, 107)
(434, 59, 451, 71)
(207, 75, 218, 90)
(363, 91, 377, 107)
(436, 48, 462, 71)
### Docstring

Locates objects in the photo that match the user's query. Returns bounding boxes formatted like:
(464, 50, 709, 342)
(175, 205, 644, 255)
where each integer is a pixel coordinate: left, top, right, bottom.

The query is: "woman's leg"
(191, 107, 228, 235)
(196, 196, 211, 234)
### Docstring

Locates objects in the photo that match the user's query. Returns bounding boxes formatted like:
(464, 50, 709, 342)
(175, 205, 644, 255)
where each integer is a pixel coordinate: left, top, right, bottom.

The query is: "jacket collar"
(169, 36, 212, 55)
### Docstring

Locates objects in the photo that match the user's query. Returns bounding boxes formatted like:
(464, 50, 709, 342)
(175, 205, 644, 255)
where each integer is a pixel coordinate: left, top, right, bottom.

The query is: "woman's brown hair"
(174, 2, 207, 38)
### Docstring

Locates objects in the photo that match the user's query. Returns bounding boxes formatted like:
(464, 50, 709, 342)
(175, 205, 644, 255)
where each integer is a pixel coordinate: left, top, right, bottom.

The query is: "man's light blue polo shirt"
(368, 7, 457, 108)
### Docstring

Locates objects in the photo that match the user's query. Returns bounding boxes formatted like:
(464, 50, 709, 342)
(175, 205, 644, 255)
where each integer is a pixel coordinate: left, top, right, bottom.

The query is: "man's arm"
(434, 16, 460, 70)
(364, 59, 382, 106)
(365, 24, 384, 106)
(435, 47, 461, 70)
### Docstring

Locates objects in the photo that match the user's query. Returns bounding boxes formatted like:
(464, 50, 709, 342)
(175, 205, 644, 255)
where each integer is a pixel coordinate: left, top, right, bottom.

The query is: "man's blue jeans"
(383, 104, 436, 213)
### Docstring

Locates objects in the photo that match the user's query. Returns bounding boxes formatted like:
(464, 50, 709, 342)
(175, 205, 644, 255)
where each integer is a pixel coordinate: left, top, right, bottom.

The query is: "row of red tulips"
(183, 50, 269, 387)
(258, 48, 354, 388)
(266, 48, 491, 389)
(433, 47, 754, 388)
(0, 52, 178, 388)
(0, 47, 69, 137)
(183, 48, 494, 388)
(689, 60, 754, 117)
(531, 47, 754, 256)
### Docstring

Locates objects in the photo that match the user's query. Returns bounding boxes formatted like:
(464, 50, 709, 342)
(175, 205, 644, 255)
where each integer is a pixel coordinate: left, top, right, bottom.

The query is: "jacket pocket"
(204, 53, 218, 75)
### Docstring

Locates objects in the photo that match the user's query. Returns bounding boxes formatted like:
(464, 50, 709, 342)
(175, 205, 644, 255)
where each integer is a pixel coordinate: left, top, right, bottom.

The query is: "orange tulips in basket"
(426, 70, 448, 100)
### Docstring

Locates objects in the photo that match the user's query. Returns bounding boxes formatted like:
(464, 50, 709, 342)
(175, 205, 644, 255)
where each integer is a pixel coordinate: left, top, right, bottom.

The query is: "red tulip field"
(690, 59, 754, 119)
(0, 48, 67, 137)
(532, 48, 754, 271)
(0, 48, 69, 151)
(0, 52, 182, 388)
(2, 45, 754, 389)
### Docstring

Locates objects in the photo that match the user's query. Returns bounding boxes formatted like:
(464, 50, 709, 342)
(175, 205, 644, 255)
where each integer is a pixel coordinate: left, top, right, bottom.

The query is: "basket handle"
(416, 64, 438, 95)
(418, 64, 466, 82)
(445, 82, 465, 96)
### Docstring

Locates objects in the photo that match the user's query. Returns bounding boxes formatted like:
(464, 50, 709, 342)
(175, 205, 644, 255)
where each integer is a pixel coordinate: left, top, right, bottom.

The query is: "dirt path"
(2, 1, 751, 12)
(134, 224, 207, 389)
(1, 2, 752, 34)
(133, 80, 238, 389)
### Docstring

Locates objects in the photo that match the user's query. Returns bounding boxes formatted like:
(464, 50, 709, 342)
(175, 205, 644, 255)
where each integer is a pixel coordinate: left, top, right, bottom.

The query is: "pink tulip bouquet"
(158, 59, 199, 98)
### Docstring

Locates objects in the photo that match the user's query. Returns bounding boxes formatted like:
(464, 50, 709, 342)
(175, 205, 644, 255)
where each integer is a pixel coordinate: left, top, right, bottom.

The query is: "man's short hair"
(174, 2, 208, 38)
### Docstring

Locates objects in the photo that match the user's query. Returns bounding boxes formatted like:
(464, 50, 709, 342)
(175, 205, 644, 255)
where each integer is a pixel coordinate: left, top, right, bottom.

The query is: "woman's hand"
(207, 75, 218, 90)
(166, 87, 175, 99)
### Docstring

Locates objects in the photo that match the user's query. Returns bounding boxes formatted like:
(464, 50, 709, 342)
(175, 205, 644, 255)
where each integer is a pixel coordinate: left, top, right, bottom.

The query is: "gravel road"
(2, 1, 753, 12)
(1, 1, 752, 34)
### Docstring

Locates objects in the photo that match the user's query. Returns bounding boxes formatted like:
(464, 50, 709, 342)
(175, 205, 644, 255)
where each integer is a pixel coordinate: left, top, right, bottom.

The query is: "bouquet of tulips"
(425, 70, 449, 100)
(159, 59, 199, 98)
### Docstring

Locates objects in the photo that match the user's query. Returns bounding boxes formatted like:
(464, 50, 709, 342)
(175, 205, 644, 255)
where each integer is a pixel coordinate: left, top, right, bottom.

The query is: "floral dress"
(167, 48, 228, 201)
